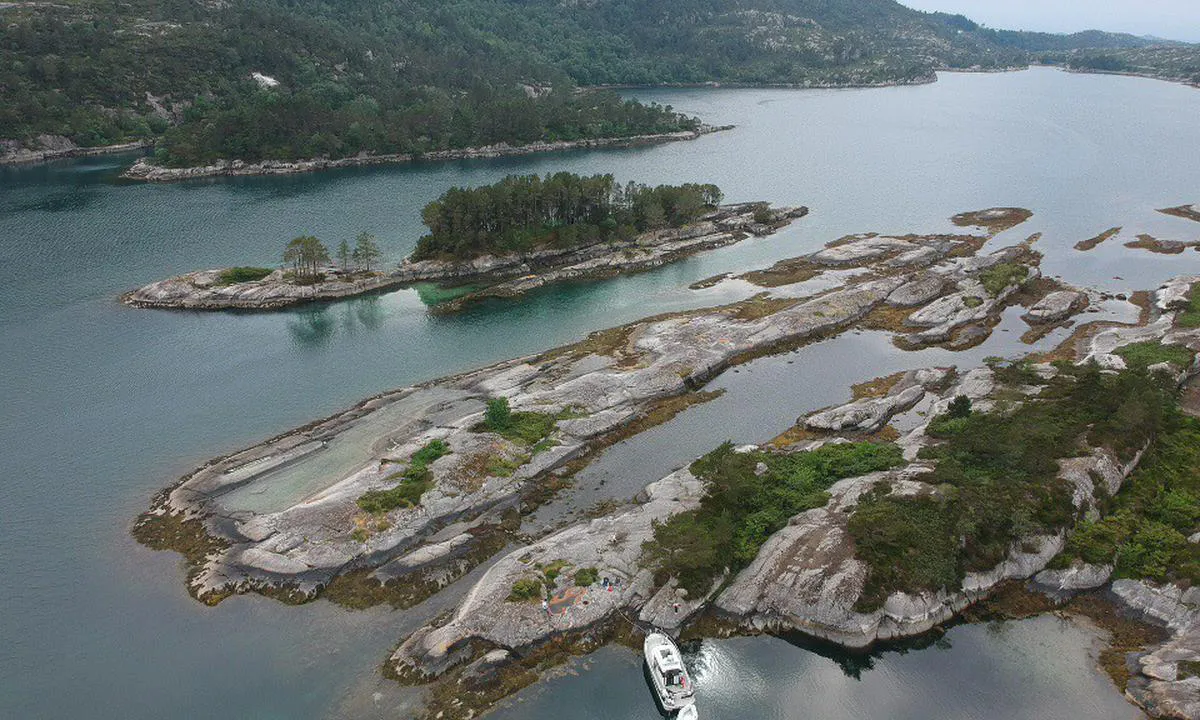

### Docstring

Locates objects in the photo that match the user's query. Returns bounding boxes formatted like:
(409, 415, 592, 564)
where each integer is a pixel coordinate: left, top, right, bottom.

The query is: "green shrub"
(979, 262, 1028, 296)
(411, 439, 451, 467)
(643, 441, 905, 596)
(485, 397, 512, 430)
(216, 267, 273, 285)
(540, 560, 571, 584)
(947, 395, 972, 418)
(574, 567, 600, 587)
(508, 577, 545, 602)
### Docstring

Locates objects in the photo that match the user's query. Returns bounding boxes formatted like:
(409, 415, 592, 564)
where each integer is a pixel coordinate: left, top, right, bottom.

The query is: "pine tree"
(352, 232, 381, 272)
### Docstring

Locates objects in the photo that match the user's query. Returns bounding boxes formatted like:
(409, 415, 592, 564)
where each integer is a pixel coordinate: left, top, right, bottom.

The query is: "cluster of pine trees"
(412, 173, 723, 261)
(283, 232, 382, 281)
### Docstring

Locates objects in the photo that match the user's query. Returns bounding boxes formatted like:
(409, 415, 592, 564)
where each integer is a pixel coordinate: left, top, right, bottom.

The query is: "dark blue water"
(3, 67, 1196, 718)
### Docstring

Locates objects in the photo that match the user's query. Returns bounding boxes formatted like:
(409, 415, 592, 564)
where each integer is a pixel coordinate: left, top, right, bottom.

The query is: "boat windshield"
(665, 669, 686, 689)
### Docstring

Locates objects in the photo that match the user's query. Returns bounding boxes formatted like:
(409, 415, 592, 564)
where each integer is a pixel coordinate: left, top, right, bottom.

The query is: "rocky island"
(123, 174, 807, 312)
(133, 205, 1200, 719)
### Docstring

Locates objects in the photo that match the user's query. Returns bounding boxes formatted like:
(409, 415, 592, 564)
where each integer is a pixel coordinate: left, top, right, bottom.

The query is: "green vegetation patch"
(480, 397, 559, 446)
(643, 441, 904, 596)
(216, 267, 273, 285)
(356, 440, 450, 513)
(850, 364, 1177, 611)
(1178, 284, 1200, 328)
(1055, 414, 1200, 585)
(508, 577, 546, 602)
(979, 262, 1029, 296)
(1114, 341, 1195, 371)
(574, 567, 599, 587)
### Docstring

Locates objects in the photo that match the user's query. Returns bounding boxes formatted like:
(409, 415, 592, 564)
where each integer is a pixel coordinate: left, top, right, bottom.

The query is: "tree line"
(411, 173, 723, 261)
(283, 232, 381, 281)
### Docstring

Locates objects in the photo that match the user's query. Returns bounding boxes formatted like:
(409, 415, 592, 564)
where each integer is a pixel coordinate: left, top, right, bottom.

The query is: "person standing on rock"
(542, 598, 550, 618)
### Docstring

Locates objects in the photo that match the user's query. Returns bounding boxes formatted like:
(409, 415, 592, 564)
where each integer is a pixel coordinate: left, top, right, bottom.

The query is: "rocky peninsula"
(121, 202, 807, 311)
(118, 126, 730, 182)
(135, 205, 1200, 720)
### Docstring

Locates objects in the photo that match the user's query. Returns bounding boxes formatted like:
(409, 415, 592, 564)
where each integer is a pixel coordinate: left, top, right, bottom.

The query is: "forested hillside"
(0, 0, 1187, 167)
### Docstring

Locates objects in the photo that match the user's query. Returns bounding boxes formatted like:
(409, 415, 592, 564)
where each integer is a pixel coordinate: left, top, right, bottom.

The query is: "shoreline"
(7, 66, 1194, 175)
(120, 203, 807, 311)
(0, 139, 150, 166)
(118, 126, 732, 183)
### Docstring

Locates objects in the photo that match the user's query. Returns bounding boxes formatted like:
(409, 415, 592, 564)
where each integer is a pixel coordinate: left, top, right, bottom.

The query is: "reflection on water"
(287, 305, 336, 347)
(490, 616, 1144, 720)
(285, 296, 388, 347)
(351, 296, 385, 330)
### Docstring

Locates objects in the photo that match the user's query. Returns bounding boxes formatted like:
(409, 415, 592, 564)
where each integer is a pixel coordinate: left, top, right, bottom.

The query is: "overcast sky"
(902, 1, 1200, 42)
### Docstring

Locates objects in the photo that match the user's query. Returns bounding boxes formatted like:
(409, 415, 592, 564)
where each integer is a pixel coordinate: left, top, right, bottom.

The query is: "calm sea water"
(2, 67, 1198, 719)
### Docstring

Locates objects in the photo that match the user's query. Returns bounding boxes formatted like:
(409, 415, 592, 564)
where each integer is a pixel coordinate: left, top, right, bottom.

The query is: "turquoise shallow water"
(2, 67, 1197, 718)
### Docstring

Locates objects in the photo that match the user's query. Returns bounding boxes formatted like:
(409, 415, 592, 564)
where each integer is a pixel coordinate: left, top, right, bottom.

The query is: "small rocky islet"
(134, 204, 1200, 719)
(121, 203, 808, 312)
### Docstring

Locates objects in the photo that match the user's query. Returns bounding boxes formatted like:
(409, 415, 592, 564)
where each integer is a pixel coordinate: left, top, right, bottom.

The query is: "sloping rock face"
(391, 469, 705, 677)
(804, 384, 926, 433)
(122, 204, 807, 311)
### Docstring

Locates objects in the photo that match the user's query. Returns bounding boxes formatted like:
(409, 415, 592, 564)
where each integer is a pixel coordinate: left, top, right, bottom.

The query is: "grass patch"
(479, 397, 558, 445)
(486, 454, 526, 478)
(507, 577, 546, 602)
(356, 439, 450, 513)
(851, 364, 1177, 611)
(979, 262, 1028, 296)
(1176, 283, 1200, 328)
(1114, 341, 1195, 370)
(643, 441, 904, 596)
(216, 266, 272, 285)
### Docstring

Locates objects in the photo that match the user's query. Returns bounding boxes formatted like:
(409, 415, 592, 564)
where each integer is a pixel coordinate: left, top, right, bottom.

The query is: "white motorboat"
(643, 631, 696, 711)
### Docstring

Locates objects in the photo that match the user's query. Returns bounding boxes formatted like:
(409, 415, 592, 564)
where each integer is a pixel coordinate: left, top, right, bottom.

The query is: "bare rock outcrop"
(391, 468, 705, 678)
(1023, 290, 1088, 325)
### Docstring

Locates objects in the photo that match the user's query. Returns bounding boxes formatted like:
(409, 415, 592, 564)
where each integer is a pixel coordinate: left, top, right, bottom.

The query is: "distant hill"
(0, 0, 1191, 168)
